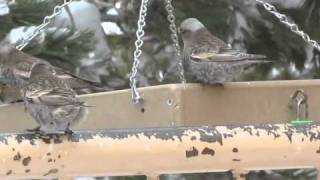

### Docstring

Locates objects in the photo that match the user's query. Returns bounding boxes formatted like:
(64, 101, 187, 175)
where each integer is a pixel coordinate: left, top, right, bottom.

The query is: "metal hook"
(289, 89, 309, 122)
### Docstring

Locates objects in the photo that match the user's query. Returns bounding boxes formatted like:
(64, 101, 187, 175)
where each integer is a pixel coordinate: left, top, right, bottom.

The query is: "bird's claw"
(26, 125, 74, 140)
(26, 126, 51, 139)
(10, 99, 24, 104)
(211, 82, 224, 87)
(64, 125, 74, 140)
(26, 126, 41, 133)
(199, 82, 224, 88)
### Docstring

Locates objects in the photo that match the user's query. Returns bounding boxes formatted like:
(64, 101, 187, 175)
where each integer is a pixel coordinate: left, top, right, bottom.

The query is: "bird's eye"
(178, 28, 186, 34)
(49, 121, 56, 127)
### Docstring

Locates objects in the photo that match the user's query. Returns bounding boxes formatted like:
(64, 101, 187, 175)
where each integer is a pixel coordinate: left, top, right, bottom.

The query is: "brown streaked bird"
(22, 63, 87, 134)
(180, 18, 270, 85)
(0, 41, 110, 102)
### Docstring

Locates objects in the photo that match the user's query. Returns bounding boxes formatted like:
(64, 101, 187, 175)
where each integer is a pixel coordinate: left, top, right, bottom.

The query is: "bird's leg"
(199, 82, 224, 88)
(9, 99, 24, 104)
(64, 128, 74, 136)
(0, 84, 4, 103)
(64, 123, 74, 139)
(211, 82, 224, 87)
(26, 126, 50, 138)
(23, 103, 28, 112)
(26, 126, 41, 133)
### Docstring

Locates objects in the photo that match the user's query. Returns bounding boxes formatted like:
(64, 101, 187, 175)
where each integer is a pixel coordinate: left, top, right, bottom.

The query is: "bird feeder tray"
(0, 79, 319, 132)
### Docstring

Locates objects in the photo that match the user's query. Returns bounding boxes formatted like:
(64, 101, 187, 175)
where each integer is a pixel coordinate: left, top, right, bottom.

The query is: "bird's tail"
(246, 54, 267, 60)
(54, 67, 113, 94)
(247, 60, 272, 64)
(246, 54, 272, 64)
(78, 101, 94, 108)
(244, 59, 272, 70)
(74, 80, 112, 94)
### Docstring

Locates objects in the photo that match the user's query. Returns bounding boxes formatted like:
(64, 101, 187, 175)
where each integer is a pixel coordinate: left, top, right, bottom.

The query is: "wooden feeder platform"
(0, 79, 319, 131)
(0, 79, 320, 179)
(0, 124, 320, 179)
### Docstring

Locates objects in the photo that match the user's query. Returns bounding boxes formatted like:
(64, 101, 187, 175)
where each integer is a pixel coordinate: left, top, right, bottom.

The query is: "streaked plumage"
(22, 63, 87, 133)
(0, 41, 109, 94)
(180, 18, 269, 84)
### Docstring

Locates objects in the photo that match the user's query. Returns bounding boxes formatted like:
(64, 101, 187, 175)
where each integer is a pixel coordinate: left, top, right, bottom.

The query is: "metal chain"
(164, 0, 186, 83)
(255, 0, 320, 51)
(129, 0, 149, 104)
(15, 0, 73, 50)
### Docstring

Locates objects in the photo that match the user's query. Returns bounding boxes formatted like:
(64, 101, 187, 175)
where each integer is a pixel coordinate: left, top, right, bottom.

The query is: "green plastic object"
(290, 118, 313, 125)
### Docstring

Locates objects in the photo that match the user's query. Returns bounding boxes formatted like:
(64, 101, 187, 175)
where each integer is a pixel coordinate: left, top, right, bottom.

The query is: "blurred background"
(0, 0, 319, 179)
(1, 0, 320, 90)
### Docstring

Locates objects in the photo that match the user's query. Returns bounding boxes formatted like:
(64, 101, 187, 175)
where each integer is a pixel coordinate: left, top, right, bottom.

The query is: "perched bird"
(22, 63, 87, 134)
(0, 41, 109, 97)
(0, 83, 21, 103)
(179, 18, 270, 85)
(0, 42, 46, 87)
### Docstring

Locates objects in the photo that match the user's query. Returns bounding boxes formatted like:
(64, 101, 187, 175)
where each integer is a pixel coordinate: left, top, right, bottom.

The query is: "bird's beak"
(177, 27, 181, 34)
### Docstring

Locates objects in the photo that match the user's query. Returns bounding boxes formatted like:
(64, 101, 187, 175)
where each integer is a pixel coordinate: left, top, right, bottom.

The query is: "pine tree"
(1, 0, 96, 74)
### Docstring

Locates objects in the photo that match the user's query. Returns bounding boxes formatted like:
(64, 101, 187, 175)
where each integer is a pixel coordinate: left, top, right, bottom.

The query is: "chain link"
(129, 0, 149, 104)
(15, 0, 73, 50)
(130, 0, 186, 103)
(164, 0, 186, 84)
(255, 0, 320, 51)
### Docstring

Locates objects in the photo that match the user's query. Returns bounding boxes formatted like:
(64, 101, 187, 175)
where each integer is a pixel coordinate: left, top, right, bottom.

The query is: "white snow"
(101, 22, 123, 35)
(271, 67, 280, 77)
(0, 0, 9, 16)
(106, 8, 118, 16)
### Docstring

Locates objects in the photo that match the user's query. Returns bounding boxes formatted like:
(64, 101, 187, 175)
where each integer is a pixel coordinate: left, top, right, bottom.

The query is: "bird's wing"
(191, 47, 266, 62)
(9, 47, 109, 93)
(39, 88, 79, 106)
(12, 61, 36, 83)
(53, 66, 111, 93)
(12, 59, 51, 87)
(11, 48, 49, 77)
(25, 86, 78, 106)
(189, 29, 267, 62)
(189, 29, 232, 61)
(23, 85, 52, 103)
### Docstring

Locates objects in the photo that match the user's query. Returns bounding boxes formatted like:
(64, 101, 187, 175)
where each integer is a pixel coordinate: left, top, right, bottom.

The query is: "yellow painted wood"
(0, 125, 319, 179)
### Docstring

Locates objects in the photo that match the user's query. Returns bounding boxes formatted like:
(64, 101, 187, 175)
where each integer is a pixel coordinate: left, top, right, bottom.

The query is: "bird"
(179, 18, 270, 85)
(21, 63, 88, 135)
(0, 41, 110, 103)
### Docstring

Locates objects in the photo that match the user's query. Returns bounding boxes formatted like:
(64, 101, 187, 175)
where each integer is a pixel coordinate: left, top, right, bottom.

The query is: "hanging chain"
(129, 0, 149, 104)
(15, 0, 73, 50)
(164, 0, 186, 83)
(255, 0, 320, 51)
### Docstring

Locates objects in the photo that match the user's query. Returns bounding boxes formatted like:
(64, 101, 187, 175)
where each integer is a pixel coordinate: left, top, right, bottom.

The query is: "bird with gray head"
(0, 41, 110, 103)
(179, 18, 270, 85)
(22, 63, 88, 135)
